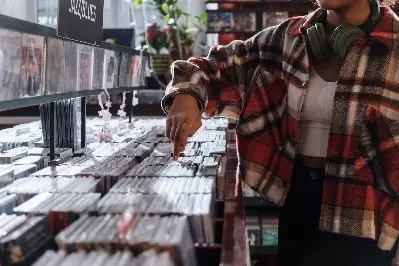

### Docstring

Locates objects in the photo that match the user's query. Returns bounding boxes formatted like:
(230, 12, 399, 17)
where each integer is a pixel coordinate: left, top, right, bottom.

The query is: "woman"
(162, 0, 399, 265)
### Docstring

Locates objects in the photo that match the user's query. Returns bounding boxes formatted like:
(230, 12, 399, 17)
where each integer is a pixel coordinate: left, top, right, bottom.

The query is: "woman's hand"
(165, 94, 202, 160)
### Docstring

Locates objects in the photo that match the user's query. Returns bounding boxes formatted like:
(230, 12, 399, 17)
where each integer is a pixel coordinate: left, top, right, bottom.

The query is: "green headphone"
(306, 0, 381, 61)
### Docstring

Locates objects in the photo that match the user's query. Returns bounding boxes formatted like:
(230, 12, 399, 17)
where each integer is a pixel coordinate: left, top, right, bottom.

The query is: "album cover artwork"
(262, 12, 289, 28)
(92, 47, 104, 90)
(0, 29, 22, 101)
(78, 44, 94, 91)
(232, 13, 256, 32)
(46, 38, 65, 94)
(134, 55, 147, 86)
(127, 55, 135, 86)
(103, 49, 117, 89)
(20, 34, 44, 98)
(207, 12, 232, 32)
(118, 53, 129, 87)
(63, 41, 78, 93)
(140, 56, 147, 86)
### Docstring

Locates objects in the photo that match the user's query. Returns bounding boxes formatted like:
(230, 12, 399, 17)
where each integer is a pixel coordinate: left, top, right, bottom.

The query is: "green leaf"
(161, 3, 169, 13)
(164, 14, 170, 23)
(198, 12, 207, 22)
(133, 0, 143, 7)
(176, 8, 182, 19)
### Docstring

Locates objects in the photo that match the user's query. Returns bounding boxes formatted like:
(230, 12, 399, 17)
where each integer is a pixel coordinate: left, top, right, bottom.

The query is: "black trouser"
(278, 163, 395, 266)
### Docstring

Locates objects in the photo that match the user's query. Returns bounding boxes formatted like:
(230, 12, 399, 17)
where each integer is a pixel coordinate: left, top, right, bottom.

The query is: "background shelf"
(250, 245, 278, 256)
(244, 197, 279, 209)
(0, 86, 146, 112)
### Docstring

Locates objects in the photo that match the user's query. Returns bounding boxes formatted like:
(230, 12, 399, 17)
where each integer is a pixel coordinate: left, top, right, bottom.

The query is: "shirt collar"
(288, 7, 398, 50)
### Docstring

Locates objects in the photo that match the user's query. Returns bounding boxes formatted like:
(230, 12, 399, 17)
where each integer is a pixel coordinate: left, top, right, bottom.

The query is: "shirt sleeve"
(367, 105, 399, 199)
(161, 24, 286, 118)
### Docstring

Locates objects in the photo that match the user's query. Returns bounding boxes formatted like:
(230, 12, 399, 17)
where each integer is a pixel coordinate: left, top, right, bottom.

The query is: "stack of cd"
(126, 163, 197, 177)
(55, 214, 197, 266)
(32, 249, 175, 266)
(0, 215, 50, 266)
(12, 164, 38, 180)
(5, 176, 100, 203)
(13, 193, 100, 214)
(0, 117, 231, 266)
(0, 147, 30, 164)
(76, 156, 138, 193)
(13, 193, 100, 234)
(13, 155, 49, 171)
(0, 165, 15, 188)
(0, 122, 43, 152)
(86, 142, 154, 162)
(109, 176, 215, 194)
(0, 192, 17, 214)
(96, 192, 215, 244)
(188, 130, 226, 143)
(40, 99, 78, 150)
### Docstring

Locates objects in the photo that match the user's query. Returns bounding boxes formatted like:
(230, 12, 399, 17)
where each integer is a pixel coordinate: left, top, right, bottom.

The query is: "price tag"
(57, 0, 104, 46)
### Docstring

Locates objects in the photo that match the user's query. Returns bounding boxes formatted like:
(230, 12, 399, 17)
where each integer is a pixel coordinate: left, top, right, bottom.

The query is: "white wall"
(0, 0, 37, 23)
(103, 0, 131, 29)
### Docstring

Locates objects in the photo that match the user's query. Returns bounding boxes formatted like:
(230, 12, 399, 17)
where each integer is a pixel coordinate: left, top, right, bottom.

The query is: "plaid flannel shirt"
(162, 7, 399, 263)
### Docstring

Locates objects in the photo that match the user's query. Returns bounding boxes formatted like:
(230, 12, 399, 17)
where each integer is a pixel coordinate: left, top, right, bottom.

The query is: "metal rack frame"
(0, 14, 149, 160)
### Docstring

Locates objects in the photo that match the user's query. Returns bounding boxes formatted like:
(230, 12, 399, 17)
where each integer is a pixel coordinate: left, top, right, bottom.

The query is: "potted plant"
(134, 0, 206, 61)
(139, 23, 170, 76)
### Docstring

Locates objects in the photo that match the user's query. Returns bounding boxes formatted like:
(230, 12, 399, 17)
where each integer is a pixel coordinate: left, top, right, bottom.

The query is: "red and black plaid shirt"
(162, 7, 399, 263)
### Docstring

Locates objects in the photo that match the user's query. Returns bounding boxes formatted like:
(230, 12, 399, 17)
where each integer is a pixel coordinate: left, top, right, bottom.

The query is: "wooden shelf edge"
(250, 245, 278, 256)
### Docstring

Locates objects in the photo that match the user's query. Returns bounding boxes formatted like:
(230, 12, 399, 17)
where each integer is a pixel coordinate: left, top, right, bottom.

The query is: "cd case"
(20, 33, 45, 98)
(0, 28, 22, 101)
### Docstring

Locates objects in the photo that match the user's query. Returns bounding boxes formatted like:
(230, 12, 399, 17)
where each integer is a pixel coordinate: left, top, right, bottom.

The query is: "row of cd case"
(0, 27, 147, 101)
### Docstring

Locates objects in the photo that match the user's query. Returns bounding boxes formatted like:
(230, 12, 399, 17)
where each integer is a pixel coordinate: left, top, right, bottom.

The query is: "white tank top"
(298, 68, 337, 158)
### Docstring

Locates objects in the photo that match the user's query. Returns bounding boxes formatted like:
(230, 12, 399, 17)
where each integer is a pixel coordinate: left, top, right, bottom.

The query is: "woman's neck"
(326, 1, 371, 28)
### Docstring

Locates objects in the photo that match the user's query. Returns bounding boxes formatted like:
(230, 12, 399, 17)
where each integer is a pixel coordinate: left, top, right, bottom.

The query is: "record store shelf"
(0, 119, 250, 266)
(0, 13, 250, 266)
(0, 14, 149, 57)
(0, 86, 146, 112)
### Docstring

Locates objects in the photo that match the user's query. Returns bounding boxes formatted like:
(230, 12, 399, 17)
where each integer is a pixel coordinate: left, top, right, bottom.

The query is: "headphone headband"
(314, 0, 380, 35)
(306, 0, 381, 61)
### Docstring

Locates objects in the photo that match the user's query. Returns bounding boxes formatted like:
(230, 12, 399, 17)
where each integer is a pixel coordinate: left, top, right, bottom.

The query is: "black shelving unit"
(206, 0, 315, 43)
(0, 86, 146, 113)
(0, 14, 149, 161)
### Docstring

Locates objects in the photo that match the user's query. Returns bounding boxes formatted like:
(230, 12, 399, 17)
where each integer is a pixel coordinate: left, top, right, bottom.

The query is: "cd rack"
(0, 118, 248, 266)
(0, 13, 249, 266)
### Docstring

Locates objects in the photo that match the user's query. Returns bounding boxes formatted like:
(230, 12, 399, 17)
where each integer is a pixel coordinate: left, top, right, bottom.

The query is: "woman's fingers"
(165, 117, 172, 138)
(173, 122, 187, 160)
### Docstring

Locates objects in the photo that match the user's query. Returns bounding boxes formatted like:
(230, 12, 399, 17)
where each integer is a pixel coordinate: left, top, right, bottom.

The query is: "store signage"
(57, 0, 104, 46)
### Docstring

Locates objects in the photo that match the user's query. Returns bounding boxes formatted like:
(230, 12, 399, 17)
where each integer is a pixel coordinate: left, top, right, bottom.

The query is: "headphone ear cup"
(307, 23, 327, 61)
(314, 23, 330, 58)
(330, 24, 366, 61)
